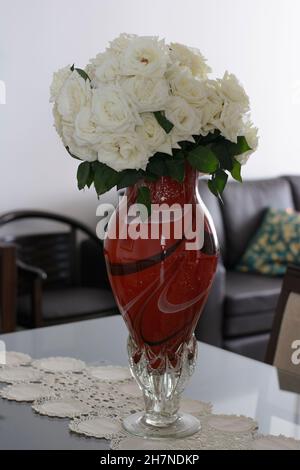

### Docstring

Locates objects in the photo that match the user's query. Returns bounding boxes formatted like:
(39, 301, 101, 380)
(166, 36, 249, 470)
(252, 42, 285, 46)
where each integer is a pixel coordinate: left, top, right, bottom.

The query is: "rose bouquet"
(50, 34, 258, 207)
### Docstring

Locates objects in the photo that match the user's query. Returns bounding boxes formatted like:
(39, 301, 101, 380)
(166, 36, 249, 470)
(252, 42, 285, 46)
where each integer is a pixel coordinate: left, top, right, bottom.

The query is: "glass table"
(0, 316, 300, 449)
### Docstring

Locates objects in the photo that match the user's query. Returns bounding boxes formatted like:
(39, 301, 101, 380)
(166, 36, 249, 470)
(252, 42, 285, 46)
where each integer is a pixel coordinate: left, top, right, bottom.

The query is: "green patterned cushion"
(236, 208, 300, 276)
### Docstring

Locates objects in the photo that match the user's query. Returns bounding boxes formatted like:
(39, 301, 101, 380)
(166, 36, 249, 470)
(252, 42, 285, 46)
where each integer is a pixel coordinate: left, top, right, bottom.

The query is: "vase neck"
(127, 165, 198, 207)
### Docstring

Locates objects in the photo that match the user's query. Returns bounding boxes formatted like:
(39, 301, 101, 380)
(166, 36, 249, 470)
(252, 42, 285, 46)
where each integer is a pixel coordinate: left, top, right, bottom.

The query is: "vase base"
(123, 412, 200, 439)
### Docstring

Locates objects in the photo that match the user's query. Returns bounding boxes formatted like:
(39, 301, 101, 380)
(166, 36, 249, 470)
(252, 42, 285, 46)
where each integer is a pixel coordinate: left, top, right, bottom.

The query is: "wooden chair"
(0, 210, 117, 329)
(0, 243, 17, 332)
(265, 265, 300, 376)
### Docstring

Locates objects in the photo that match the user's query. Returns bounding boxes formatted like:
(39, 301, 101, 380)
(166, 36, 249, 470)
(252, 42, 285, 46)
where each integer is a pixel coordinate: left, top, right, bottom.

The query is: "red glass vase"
(104, 165, 218, 438)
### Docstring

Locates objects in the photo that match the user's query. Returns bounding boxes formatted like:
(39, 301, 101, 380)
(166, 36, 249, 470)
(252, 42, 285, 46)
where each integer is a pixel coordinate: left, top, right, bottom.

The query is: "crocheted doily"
(1, 351, 300, 450)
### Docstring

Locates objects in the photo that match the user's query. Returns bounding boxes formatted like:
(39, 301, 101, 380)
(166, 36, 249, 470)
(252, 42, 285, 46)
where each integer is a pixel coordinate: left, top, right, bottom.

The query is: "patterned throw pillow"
(236, 208, 300, 277)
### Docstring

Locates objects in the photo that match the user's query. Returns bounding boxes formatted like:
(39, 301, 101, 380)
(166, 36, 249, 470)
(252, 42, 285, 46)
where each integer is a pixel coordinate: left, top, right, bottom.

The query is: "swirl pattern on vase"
(104, 168, 219, 371)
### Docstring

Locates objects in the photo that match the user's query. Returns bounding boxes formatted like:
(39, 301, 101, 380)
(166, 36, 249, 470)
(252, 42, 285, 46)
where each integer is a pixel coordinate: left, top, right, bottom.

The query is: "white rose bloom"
(136, 113, 172, 155)
(170, 67, 208, 106)
(88, 52, 120, 83)
(235, 122, 259, 165)
(165, 96, 200, 138)
(61, 121, 97, 162)
(108, 33, 137, 55)
(169, 43, 211, 78)
(218, 72, 249, 112)
(50, 65, 72, 103)
(97, 133, 150, 172)
(74, 105, 103, 146)
(214, 102, 244, 143)
(122, 76, 169, 112)
(56, 71, 91, 122)
(120, 36, 169, 77)
(200, 80, 224, 135)
(52, 104, 63, 138)
(91, 85, 141, 133)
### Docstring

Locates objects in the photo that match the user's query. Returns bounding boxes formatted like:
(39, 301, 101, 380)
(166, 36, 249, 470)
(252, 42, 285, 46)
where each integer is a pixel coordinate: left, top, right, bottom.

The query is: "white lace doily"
(0, 366, 42, 383)
(0, 351, 300, 450)
(87, 365, 132, 382)
(0, 351, 32, 367)
(32, 396, 92, 418)
(0, 383, 54, 402)
(32, 357, 86, 373)
(252, 435, 300, 450)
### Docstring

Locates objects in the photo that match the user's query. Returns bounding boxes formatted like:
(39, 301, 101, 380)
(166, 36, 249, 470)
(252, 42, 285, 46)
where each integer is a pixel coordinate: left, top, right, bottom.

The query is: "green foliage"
(70, 130, 251, 201)
(77, 162, 91, 190)
(187, 146, 219, 173)
(70, 64, 90, 81)
(154, 111, 174, 134)
(93, 162, 120, 195)
(231, 158, 243, 182)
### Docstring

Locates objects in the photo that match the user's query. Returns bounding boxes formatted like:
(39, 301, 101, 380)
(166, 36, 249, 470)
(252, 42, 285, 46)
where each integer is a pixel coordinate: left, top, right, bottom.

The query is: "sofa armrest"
(195, 259, 226, 348)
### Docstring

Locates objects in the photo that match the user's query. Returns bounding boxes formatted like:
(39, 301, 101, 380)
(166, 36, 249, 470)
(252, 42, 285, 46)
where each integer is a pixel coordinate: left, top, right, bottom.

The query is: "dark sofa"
(8, 176, 297, 361)
(196, 175, 300, 361)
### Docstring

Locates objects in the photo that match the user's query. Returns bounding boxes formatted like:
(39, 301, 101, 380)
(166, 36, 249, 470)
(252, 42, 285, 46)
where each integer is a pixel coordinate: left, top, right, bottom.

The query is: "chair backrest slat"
(0, 244, 17, 332)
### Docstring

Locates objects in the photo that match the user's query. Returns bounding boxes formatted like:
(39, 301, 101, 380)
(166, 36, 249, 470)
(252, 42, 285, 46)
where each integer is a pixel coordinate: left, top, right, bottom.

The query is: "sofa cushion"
(236, 208, 300, 276)
(285, 175, 300, 211)
(222, 178, 295, 267)
(224, 333, 270, 361)
(224, 271, 282, 337)
(225, 271, 282, 316)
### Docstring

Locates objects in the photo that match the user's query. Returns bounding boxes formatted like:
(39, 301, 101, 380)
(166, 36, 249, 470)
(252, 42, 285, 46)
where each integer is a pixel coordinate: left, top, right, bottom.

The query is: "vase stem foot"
(123, 412, 200, 439)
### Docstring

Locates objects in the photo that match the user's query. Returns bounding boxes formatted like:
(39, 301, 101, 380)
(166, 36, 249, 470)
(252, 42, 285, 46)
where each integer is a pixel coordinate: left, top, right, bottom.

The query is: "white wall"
(1, 0, 300, 230)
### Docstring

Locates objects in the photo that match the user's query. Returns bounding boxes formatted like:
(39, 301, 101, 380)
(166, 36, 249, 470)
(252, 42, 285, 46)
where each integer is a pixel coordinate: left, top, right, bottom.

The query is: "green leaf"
(211, 143, 233, 171)
(208, 178, 223, 203)
(75, 68, 91, 82)
(66, 146, 81, 161)
(146, 155, 168, 176)
(154, 111, 174, 134)
(231, 158, 243, 182)
(165, 155, 185, 183)
(214, 169, 228, 194)
(117, 170, 143, 190)
(137, 186, 151, 217)
(187, 146, 219, 173)
(93, 162, 120, 195)
(224, 136, 251, 158)
(144, 171, 159, 182)
(86, 166, 95, 188)
(234, 136, 251, 155)
(77, 162, 91, 190)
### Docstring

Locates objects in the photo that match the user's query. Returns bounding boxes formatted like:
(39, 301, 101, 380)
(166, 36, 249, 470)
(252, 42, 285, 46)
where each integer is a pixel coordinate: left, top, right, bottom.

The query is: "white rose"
(122, 76, 169, 112)
(235, 122, 259, 165)
(56, 70, 91, 122)
(120, 36, 169, 77)
(169, 67, 208, 106)
(169, 43, 211, 78)
(61, 121, 97, 162)
(50, 65, 72, 103)
(74, 105, 103, 146)
(52, 104, 63, 138)
(108, 33, 137, 55)
(165, 96, 200, 139)
(200, 80, 224, 135)
(136, 113, 172, 155)
(218, 72, 249, 111)
(88, 52, 120, 83)
(91, 85, 141, 133)
(97, 133, 150, 172)
(214, 102, 244, 143)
